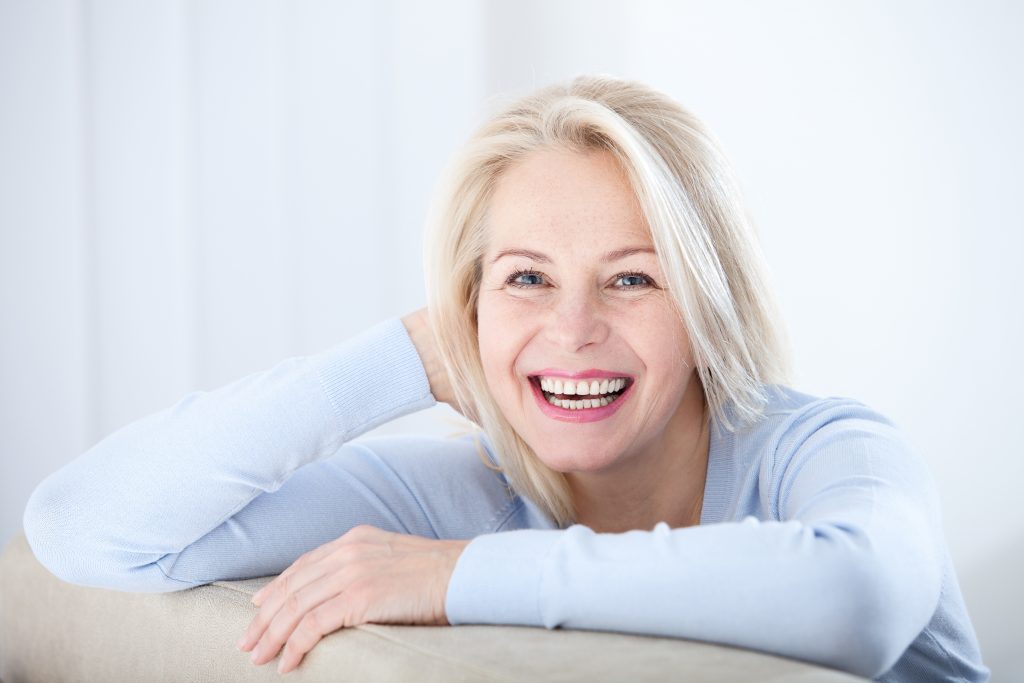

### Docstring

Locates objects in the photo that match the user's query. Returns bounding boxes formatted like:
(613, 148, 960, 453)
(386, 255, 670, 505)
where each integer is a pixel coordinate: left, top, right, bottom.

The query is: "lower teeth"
(543, 392, 621, 410)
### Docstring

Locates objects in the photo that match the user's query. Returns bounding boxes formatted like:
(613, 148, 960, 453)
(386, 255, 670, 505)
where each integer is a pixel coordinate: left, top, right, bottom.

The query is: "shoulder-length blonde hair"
(425, 75, 790, 528)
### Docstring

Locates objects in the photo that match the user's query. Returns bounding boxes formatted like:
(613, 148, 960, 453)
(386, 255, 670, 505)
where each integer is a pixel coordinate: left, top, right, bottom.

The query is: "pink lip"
(527, 374, 636, 424)
(529, 368, 630, 380)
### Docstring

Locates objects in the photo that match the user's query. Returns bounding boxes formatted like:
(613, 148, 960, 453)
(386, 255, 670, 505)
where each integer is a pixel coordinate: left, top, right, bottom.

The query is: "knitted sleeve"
(23, 319, 509, 592)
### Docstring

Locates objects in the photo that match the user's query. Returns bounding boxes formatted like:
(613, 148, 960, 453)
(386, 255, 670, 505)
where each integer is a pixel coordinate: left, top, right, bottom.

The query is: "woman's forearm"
(22, 318, 436, 592)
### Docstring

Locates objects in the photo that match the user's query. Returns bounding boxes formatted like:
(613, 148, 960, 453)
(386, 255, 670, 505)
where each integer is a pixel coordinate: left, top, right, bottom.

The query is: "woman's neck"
(567, 380, 710, 533)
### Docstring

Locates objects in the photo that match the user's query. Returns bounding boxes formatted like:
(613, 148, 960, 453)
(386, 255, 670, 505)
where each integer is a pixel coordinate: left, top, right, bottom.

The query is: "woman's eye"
(614, 272, 653, 288)
(503, 269, 654, 290)
(506, 269, 544, 287)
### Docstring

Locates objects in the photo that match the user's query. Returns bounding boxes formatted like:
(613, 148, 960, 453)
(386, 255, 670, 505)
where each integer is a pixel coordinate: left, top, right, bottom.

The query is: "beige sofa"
(0, 532, 866, 682)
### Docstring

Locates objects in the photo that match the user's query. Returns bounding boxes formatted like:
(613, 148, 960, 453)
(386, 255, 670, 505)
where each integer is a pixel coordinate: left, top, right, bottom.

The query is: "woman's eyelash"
(614, 271, 656, 288)
(504, 268, 656, 289)
(505, 268, 543, 288)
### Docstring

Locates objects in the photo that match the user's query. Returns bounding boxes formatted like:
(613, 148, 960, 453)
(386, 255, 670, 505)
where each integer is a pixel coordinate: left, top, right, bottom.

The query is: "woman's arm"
(21, 316, 495, 593)
(444, 399, 945, 679)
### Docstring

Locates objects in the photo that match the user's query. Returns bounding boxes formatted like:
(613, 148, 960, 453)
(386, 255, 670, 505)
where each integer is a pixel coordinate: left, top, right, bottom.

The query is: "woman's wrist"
(401, 308, 454, 408)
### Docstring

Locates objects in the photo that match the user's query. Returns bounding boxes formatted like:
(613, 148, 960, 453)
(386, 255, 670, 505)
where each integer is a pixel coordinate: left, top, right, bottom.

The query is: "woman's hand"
(401, 308, 459, 412)
(237, 524, 470, 674)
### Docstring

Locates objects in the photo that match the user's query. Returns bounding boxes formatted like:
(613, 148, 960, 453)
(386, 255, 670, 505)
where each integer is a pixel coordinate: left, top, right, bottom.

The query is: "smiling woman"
(476, 147, 712, 532)
(22, 76, 989, 681)
(426, 79, 790, 533)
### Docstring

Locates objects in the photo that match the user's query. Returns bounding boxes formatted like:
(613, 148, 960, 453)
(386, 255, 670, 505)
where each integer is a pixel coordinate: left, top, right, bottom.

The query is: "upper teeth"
(538, 377, 627, 395)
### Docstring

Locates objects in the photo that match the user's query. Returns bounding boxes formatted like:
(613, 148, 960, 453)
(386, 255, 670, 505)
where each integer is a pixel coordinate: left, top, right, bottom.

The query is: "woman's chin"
(532, 447, 623, 474)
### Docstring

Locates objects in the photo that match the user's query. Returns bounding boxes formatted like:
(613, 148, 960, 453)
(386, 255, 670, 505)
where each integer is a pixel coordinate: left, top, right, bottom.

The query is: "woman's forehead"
(482, 221, 657, 268)
(484, 149, 650, 258)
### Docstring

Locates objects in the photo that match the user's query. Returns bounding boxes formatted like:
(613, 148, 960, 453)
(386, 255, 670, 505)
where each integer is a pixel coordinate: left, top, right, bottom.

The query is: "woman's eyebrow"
(488, 246, 655, 265)
(604, 246, 657, 261)
(489, 248, 550, 265)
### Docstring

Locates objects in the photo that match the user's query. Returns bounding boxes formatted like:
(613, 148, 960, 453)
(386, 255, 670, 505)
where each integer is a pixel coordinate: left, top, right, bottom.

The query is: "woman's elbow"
(22, 476, 90, 584)
(22, 478, 184, 593)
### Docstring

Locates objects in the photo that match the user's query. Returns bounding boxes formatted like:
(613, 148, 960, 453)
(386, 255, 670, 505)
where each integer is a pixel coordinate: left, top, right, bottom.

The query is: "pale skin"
(238, 147, 709, 673)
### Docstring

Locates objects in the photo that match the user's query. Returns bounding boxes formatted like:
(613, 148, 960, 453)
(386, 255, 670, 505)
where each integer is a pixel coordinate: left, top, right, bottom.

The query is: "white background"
(1, 1, 1020, 678)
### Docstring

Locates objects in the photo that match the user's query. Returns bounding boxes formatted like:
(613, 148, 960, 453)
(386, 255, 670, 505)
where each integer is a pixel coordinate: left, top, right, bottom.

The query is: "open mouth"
(528, 375, 634, 410)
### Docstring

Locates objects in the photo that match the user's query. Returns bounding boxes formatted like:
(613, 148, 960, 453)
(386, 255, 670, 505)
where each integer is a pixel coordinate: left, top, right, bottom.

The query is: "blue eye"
(506, 269, 544, 288)
(504, 268, 656, 290)
(615, 272, 652, 288)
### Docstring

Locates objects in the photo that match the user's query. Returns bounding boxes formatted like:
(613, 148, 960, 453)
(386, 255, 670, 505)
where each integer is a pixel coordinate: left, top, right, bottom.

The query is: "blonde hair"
(425, 75, 790, 527)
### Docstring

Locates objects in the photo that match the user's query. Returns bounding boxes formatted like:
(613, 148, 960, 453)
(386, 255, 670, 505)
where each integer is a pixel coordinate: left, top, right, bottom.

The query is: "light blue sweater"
(23, 318, 989, 681)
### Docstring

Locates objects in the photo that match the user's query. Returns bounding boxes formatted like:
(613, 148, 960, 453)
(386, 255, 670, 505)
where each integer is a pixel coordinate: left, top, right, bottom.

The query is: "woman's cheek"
(478, 295, 538, 400)
(477, 296, 518, 382)
(480, 292, 541, 336)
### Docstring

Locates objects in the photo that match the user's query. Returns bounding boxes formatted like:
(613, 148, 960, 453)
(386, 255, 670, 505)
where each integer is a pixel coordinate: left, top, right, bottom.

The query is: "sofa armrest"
(0, 531, 865, 682)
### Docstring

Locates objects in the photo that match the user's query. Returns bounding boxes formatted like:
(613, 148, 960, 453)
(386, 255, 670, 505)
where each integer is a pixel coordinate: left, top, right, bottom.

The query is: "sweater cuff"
(315, 318, 436, 440)
(445, 528, 565, 627)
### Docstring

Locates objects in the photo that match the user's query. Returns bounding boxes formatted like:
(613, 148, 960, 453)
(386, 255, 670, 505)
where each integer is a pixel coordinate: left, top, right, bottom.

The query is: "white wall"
(2, 1, 1020, 678)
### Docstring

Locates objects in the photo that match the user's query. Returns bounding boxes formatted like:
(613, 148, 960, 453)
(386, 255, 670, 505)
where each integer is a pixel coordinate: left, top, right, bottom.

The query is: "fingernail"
(251, 647, 261, 663)
(236, 636, 246, 650)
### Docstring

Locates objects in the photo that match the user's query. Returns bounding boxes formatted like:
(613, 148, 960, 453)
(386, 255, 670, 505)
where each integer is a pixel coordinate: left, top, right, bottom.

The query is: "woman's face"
(477, 147, 698, 475)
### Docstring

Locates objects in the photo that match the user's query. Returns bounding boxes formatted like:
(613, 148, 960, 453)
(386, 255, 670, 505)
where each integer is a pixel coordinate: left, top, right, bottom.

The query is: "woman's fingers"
(242, 530, 386, 655)
(276, 593, 350, 674)
(236, 524, 470, 674)
(249, 571, 345, 666)
(239, 562, 332, 653)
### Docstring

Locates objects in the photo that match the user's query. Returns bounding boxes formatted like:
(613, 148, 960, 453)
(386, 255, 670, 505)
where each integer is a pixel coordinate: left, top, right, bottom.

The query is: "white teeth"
(547, 394, 615, 410)
(535, 374, 630, 410)
(536, 376, 628, 396)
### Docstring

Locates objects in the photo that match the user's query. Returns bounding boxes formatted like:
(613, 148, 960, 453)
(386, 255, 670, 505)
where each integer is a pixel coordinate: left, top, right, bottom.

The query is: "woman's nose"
(544, 290, 610, 353)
